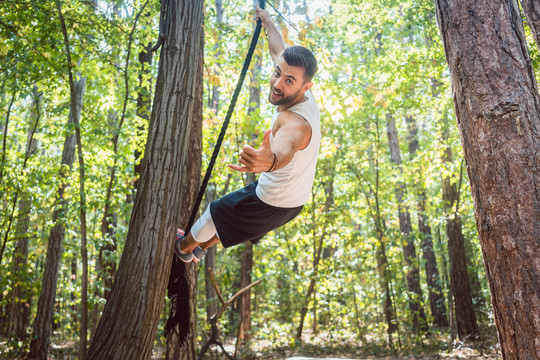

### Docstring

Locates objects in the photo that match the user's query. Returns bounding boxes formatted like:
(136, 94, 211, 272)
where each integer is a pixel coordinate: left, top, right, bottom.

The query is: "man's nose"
(273, 77, 283, 90)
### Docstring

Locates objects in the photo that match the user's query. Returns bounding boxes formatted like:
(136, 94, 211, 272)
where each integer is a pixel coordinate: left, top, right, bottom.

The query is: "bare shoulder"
(273, 110, 312, 150)
(274, 110, 311, 131)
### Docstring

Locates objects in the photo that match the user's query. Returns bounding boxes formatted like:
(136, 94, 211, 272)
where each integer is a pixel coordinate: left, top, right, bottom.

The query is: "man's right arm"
(255, 6, 285, 64)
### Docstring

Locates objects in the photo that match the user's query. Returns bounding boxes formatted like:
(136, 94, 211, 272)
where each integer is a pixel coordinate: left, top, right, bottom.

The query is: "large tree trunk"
(386, 114, 427, 332)
(28, 75, 85, 360)
(166, 14, 203, 360)
(86, 0, 204, 358)
(434, 0, 540, 356)
(406, 116, 448, 328)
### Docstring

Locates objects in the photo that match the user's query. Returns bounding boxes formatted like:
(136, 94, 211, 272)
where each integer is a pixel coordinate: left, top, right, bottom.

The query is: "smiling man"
(174, 6, 321, 262)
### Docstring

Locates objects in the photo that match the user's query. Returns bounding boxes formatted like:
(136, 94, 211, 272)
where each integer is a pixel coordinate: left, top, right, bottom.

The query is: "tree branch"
(150, 0, 168, 52)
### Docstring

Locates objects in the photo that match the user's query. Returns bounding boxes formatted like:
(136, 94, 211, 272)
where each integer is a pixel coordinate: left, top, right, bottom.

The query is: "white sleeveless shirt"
(256, 90, 321, 208)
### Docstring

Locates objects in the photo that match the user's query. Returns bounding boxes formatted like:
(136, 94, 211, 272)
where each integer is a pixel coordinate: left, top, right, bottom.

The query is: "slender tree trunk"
(235, 7, 262, 350)
(520, 0, 540, 53)
(435, 0, 540, 355)
(210, 0, 223, 111)
(375, 234, 398, 341)
(56, 5, 90, 356)
(0, 93, 15, 189)
(134, 41, 153, 192)
(440, 115, 479, 341)
(296, 176, 334, 341)
(235, 241, 253, 353)
(385, 114, 427, 332)
(87, 0, 204, 358)
(203, 0, 224, 327)
(296, 231, 326, 341)
(355, 117, 397, 344)
(71, 257, 78, 326)
(8, 199, 31, 338)
(28, 75, 86, 360)
(406, 116, 448, 327)
(0, 94, 18, 268)
(7, 87, 41, 339)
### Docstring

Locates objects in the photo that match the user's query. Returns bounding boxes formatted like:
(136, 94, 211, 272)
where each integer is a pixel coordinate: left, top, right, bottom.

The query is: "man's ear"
(302, 81, 313, 93)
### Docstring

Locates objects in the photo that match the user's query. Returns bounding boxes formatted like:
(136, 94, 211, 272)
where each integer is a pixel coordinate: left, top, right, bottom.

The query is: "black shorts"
(209, 181, 303, 248)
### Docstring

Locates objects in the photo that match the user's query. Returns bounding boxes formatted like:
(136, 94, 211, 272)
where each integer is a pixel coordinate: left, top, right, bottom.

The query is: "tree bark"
(405, 116, 448, 328)
(434, 0, 540, 356)
(385, 114, 427, 332)
(28, 75, 85, 360)
(166, 13, 203, 360)
(86, 0, 204, 358)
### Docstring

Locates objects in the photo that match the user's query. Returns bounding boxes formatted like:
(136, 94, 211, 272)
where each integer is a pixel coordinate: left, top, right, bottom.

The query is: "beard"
(268, 86, 302, 106)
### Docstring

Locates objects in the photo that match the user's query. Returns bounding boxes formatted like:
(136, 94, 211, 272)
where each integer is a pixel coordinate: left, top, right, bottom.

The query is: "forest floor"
(0, 329, 501, 360)
(192, 328, 501, 360)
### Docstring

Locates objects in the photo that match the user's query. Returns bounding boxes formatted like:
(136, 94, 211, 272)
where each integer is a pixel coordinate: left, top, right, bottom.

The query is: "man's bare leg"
(179, 232, 220, 253)
(198, 235, 220, 250)
(179, 232, 201, 253)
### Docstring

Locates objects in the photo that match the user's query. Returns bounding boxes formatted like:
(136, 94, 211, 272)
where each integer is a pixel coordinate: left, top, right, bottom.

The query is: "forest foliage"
(3, 0, 533, 357)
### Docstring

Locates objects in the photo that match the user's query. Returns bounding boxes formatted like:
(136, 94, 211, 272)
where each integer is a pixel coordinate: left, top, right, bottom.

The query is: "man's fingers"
(228, 164, 250, 172)
(238, 154, 252, 167)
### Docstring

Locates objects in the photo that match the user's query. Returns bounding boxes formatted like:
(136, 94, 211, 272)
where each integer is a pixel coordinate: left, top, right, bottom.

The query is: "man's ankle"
(180, 238, 199, 253)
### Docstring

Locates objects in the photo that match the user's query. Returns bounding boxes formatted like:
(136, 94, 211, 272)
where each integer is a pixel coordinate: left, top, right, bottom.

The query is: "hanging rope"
(166, 0, 266, 347)
(185, 1, 266, 235)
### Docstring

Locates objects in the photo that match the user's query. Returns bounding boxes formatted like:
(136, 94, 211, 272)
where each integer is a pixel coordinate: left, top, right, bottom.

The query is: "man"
(175, 6, 321, 263)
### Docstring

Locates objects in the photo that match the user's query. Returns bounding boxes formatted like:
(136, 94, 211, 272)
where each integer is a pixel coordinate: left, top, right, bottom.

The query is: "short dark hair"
(281, 45, 318, 82)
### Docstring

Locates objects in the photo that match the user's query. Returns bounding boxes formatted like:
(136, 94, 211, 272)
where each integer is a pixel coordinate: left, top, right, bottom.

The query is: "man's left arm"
(228, 112, 311, 173)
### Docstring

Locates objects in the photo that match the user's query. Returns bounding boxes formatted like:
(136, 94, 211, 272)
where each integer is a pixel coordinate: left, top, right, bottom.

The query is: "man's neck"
(277, 92, 308, 112)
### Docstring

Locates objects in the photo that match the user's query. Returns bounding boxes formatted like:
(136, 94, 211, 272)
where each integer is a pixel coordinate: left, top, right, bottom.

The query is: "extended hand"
(228, 129, 275, 173)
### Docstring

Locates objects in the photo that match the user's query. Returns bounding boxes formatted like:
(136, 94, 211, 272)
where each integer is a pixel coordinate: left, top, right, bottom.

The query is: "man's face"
(268, 57, 311, 106)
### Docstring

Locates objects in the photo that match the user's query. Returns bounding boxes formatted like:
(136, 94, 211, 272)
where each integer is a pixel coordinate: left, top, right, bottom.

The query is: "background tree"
(6, 87, 41, 340)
